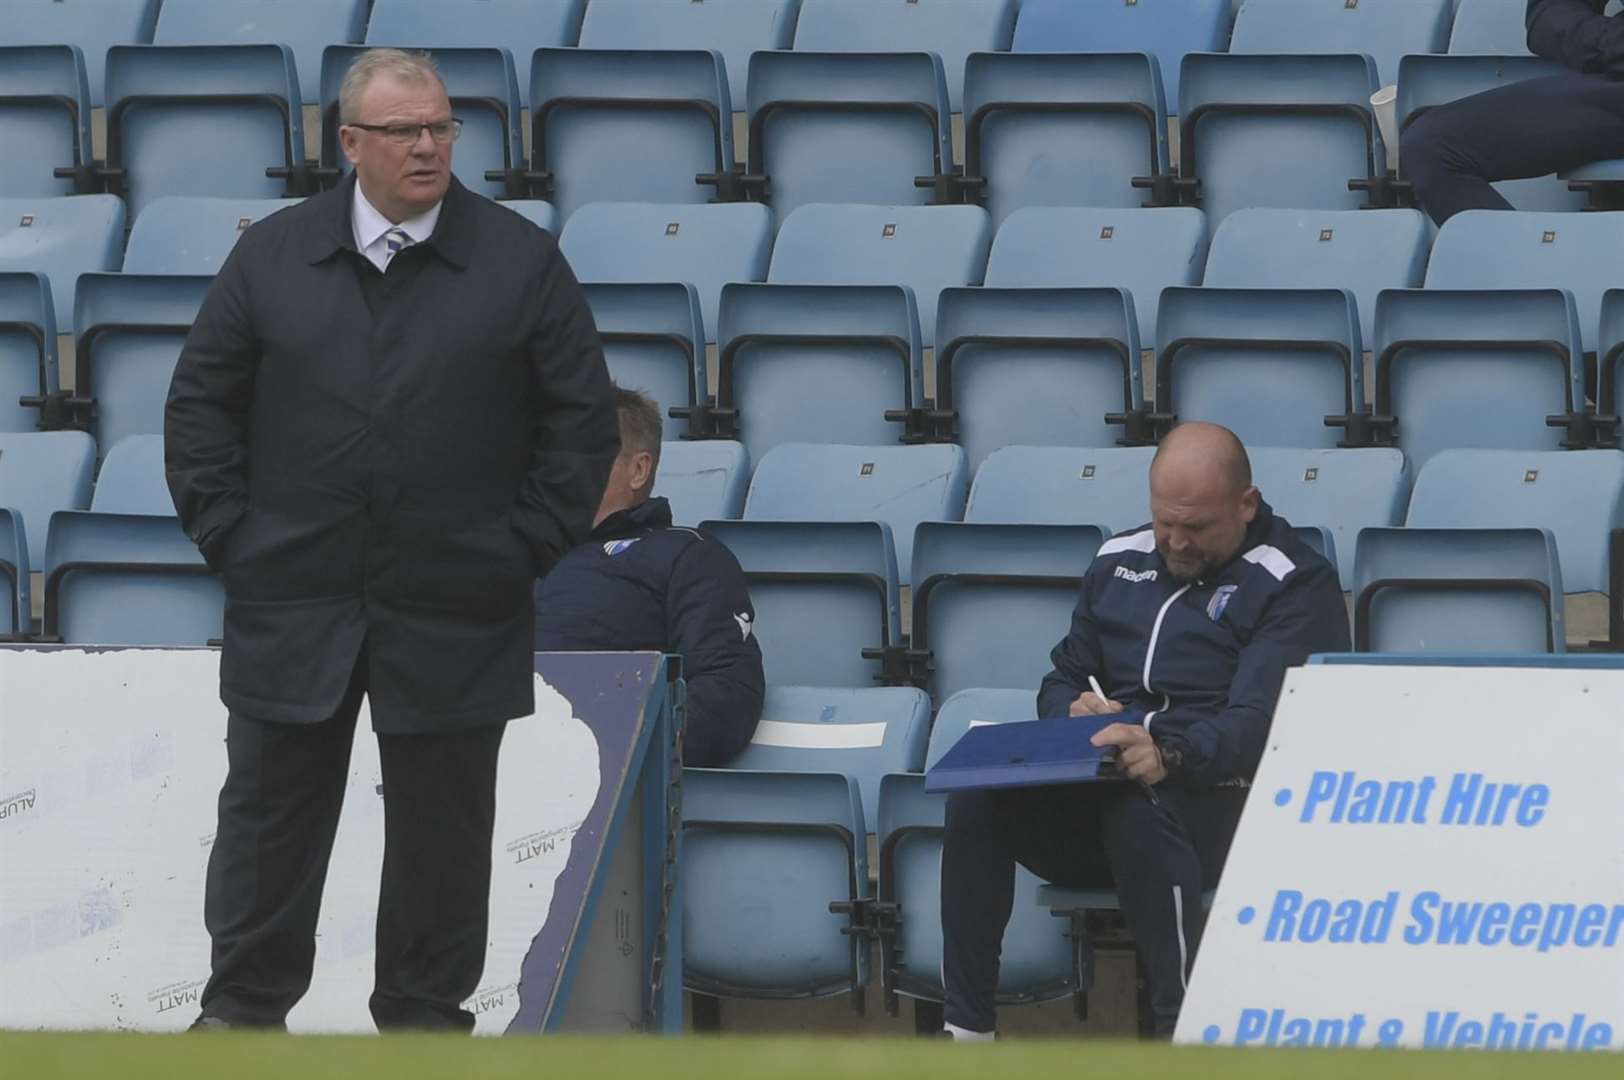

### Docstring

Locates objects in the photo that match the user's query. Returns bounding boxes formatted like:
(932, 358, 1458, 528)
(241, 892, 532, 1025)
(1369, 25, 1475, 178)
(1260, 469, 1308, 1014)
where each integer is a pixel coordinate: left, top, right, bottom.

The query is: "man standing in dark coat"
(1404, 0, 1624, 224)
(164, 48, 619, 1032)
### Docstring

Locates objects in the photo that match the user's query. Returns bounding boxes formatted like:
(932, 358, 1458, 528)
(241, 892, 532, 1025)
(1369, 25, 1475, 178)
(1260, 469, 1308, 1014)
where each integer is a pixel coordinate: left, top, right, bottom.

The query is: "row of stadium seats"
(0, 429, 741, 643)
(7, 432, 1617, 670)
(0, 0, 1539, 109)
(6, 7, 1611, 221)
(11, 198, 1624, 477)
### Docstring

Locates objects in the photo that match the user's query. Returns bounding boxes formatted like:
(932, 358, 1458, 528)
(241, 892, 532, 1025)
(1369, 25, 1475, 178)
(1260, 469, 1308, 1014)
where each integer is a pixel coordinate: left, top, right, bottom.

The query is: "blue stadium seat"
(875, 688, 1078, 1022)
(1448, 0, 1534, 55)
(1248, 447, 1411, 590)
(652, 440, 749, 526)
(910, 522, 1103, 705)
(702, 520, 900, 689)
(1012, 0, 1231, 113)
(102, 45, 306, 219)
(366, 0, 585, 108)
(503, 201, 558, 235)
(1178, 52, 1382, 225)
(1395, 55, 1578, 211)
(1425, 210, 1624, 355)
(0, 194, 125, 327)
(714, 204, 990, 461)
(682, 685, 929, 1005)
(559, 202, 775, 344)
(1598, 289, 1624, 448)
(725, 684, 931, 830)
(321, 45, 522, 201)
(743, 51, 954, 220)
(964, 446, 1157, 534)
(90, 432, 171, 514)
(766, 203, 989, 347)
(1229, 0, 1452, 88)
(42, 510, 222, 646)
(715, 282, 923, 465)
(122, 196, 302, 274)
(959, 52, 1169, 226)
(152, 0, 367, 104)
(579, 283, 705, 442)
(0, 273, 60, 435)
(1352, 527, 1564, 653)
(0, 46, 95, 197)
(2, 0, 160, 108)
(932, 287, 1143, 471)
(528, 49, 736, 221)
(0, 430, 95, 588)
(1202, 208, 1430, 343)
(743, 442, 969, 581)
(1368, 288, 1585, 472)
(1154, 287, 1363, 450)
(575, 0, 799, 107)
(793, 0, 1018, 113)
(0, 508, 25, 637)
(1403, 449, 1624, 596)
(72, 274, 213, 461)
(983, 206, 1206, 347)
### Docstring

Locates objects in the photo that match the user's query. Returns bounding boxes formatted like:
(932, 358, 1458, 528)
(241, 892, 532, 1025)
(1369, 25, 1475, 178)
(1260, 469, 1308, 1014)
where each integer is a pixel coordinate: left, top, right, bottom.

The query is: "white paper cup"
(1371, 84, 1399, 173)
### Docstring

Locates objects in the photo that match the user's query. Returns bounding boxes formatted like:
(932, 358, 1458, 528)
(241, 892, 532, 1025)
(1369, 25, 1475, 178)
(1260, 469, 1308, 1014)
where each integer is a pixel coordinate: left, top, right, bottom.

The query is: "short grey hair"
(614, 385, 663, 484)
(339, 48, 445, 125)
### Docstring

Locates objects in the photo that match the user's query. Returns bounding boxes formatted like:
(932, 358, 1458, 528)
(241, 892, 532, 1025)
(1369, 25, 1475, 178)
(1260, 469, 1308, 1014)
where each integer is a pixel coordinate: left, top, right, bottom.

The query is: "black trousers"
(199, 646, 507, 1031)
(1402, 71, 1624, 225)
(941, 781, 1246, 1038)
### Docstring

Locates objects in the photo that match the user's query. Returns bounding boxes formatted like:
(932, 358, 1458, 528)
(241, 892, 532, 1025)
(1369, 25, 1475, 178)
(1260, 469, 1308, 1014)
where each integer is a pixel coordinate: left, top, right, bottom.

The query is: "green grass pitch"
(2, 1033, 1620, 1080)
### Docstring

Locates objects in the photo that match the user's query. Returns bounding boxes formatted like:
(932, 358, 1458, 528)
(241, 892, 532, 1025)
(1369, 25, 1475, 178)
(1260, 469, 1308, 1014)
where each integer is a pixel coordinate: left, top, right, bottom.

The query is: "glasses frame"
(345, 117, 464, 146)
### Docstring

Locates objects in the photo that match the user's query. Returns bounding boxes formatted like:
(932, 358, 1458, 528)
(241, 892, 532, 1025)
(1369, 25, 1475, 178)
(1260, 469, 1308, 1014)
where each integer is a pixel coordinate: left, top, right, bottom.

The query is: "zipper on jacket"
(1142, 584, 1192, 701)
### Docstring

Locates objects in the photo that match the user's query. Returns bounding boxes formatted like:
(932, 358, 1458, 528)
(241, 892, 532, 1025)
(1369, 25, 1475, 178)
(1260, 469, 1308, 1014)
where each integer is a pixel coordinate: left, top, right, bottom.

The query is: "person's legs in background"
(198, 656, 368, 1028)
(1403, 72, 1624, 226)
(940, 784, 1113, 1037)
(369, 720, 508, 1031)
(1095, 785, 1246, 1038)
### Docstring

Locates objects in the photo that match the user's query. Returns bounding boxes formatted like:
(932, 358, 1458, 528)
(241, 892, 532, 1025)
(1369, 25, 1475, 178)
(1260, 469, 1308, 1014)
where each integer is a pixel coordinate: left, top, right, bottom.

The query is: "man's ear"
(339, 125, 363, 167)
(1239, 484, 1261, 523)
(629, 450, 655, 495)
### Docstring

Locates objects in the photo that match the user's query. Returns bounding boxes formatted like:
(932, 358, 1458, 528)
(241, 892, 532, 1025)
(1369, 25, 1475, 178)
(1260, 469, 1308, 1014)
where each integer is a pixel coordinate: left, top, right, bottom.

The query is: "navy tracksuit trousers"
(1403, 71, 1624, 225)
(941, 782, 1246, 1037)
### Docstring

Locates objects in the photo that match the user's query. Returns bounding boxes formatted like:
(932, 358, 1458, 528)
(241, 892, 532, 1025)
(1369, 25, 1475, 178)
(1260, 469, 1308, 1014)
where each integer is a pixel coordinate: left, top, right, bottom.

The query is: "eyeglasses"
(347, 118, 463, 146)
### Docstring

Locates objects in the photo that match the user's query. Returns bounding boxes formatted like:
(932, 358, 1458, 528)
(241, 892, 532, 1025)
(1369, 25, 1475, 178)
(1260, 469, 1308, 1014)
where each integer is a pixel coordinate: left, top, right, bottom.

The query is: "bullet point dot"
(1237, 906, 1255, 925)
(1274, 788, 1292, 807)
(1203, 1025, 1221, 1044)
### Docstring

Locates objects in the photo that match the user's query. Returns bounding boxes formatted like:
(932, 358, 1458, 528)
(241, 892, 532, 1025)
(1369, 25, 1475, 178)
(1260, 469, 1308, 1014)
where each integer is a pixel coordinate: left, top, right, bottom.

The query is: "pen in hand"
(1088, 676, 1160, 807)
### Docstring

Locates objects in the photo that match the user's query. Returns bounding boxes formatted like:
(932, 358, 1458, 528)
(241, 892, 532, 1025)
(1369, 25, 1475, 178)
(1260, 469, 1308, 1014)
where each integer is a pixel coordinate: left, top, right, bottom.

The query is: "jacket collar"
(591, 497, 674, 541)
(304, 172, 474, 269)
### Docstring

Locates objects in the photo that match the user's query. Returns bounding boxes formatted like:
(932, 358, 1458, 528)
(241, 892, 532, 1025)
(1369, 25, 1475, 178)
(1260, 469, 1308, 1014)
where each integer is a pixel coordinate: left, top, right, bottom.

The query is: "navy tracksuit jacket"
(534, 497, 764, 766)
(1405, 1, 1624, 224)
(942, 501, 1350, 1036)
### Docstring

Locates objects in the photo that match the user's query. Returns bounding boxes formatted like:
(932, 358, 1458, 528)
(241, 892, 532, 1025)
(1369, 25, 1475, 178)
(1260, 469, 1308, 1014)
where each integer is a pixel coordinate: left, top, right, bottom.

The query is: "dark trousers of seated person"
(1403, 71, 1624, 226)
(941, 781, 1246, 1038)
(199, 645, 507, 1031)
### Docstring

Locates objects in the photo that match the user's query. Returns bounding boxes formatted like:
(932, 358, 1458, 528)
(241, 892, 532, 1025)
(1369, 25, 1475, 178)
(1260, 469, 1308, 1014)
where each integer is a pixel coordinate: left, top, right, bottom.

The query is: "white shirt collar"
(351, 180, 442, 254)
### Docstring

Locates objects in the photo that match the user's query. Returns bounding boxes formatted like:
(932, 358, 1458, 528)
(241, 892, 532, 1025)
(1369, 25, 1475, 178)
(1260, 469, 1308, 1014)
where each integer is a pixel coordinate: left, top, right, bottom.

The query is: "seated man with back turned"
(536, 387, 764, 766)
(940, 422, 1350, 1040)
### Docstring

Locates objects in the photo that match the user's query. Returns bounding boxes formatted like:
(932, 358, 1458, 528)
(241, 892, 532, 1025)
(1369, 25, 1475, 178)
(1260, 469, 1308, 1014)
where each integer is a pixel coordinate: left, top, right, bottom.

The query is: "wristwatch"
(1153, 737, 1186, 778)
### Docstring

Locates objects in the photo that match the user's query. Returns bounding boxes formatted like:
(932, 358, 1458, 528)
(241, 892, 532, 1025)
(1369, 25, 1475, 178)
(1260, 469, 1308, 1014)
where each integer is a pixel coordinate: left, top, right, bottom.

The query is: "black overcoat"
(164, 175, 619, 733)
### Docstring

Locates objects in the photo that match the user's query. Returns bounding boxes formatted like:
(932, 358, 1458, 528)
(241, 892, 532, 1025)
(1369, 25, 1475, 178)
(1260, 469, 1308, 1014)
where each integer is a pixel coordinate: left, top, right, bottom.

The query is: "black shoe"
(187, 1016, 234, 1032)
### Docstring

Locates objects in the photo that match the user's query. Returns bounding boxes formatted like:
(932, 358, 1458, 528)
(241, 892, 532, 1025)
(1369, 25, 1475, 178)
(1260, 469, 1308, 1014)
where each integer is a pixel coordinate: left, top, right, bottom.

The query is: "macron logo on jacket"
(1114, 565, 1159, 584)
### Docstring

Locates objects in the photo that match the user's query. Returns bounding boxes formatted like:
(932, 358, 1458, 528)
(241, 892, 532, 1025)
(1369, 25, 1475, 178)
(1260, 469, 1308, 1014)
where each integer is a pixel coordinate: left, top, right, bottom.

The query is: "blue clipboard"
(924, 713, 1143, 794)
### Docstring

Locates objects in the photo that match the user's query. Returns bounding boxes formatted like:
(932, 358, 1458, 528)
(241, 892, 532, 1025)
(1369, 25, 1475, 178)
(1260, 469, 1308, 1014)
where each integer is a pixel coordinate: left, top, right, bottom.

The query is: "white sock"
(944, 1021, 996, 1042)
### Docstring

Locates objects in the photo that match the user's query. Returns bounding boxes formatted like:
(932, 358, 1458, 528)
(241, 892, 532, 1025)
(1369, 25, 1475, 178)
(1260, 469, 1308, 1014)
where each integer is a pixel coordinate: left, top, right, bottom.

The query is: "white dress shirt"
(351, 182, 442, 273)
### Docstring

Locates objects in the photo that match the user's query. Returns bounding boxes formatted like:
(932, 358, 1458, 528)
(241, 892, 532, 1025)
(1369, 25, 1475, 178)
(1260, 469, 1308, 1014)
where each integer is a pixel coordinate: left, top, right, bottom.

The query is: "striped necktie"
(383, 226, 413, 266)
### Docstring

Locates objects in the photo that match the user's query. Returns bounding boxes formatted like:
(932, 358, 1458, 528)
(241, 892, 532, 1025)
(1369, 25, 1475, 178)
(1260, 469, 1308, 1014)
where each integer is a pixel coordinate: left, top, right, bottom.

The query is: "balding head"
(1147, 422, 1259, 582)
